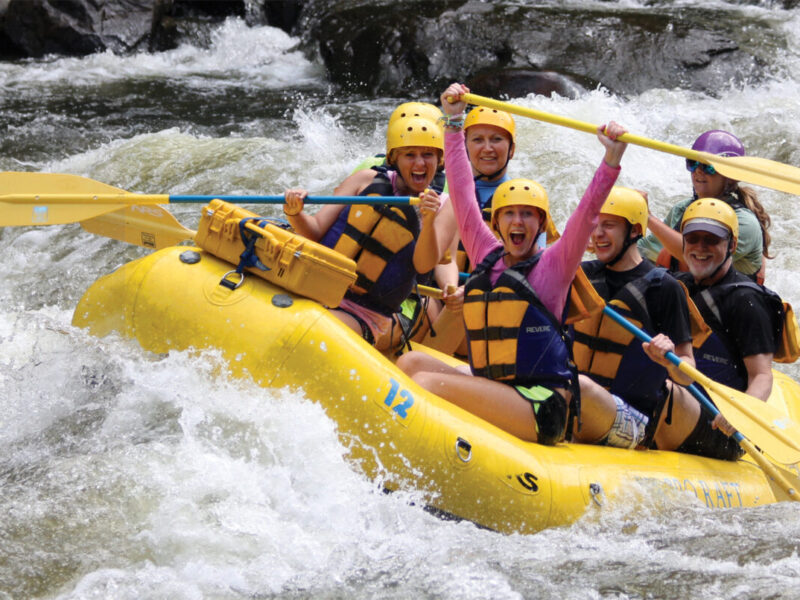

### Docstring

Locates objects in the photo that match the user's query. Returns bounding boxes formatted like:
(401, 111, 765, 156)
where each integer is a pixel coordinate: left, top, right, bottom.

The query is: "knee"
(396, 350, 428, 377)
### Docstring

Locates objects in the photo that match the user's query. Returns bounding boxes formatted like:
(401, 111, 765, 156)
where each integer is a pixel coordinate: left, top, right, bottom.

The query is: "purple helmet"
(688, 130, 745, 170)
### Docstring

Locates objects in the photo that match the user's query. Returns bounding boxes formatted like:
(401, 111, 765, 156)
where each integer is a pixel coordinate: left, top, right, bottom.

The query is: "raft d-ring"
(455, 437, 472, 463)
(589, 482, 604, 507)
(219, 270, 245, 290)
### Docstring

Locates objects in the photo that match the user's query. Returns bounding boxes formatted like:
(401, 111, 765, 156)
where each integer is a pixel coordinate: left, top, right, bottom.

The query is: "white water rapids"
(2, 5, 800, 599)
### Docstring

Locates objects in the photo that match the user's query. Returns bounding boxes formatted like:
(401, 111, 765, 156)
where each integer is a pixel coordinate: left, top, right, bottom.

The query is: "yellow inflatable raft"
(72, 203, 800, 533)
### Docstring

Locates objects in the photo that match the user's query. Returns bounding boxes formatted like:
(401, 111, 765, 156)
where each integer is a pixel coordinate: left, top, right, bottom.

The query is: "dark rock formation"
(298, 0, 777, 98)
(0, 0, 159, 57)
(0, 0, 791, 99)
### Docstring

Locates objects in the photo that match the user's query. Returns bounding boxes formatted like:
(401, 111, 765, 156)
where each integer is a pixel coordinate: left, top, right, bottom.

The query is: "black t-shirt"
(602, 260, 693, 345)
(677, 267, 779, 358)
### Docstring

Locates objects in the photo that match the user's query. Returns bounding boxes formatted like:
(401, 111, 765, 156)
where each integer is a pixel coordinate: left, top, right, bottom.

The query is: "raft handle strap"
(219, 217, 272, 289)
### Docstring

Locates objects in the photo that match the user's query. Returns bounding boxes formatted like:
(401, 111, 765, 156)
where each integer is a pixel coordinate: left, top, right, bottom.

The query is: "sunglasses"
(683, 232, 727, 246)
(686, 159, 717, 175)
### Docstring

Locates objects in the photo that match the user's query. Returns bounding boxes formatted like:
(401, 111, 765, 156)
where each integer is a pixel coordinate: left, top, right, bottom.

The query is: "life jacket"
(571, 261, 677, 417)
(690, 279, 799, 389)
(319, 172, 420, 315)
(462, 247, 574, 389)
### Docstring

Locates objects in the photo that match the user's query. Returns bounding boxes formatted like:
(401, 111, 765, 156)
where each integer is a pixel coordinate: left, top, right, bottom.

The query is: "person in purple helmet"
(638, 130, 772, 283)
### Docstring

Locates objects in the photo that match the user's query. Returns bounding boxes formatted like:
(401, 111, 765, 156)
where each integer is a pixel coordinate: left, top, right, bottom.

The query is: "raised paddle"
(603, 305, 800, 465)
(460, 93, 800, 196)
(0, 172, 421, 226)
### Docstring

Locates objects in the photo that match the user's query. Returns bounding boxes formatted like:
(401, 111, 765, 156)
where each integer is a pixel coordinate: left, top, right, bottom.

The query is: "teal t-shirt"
(638, 197, 762, 275)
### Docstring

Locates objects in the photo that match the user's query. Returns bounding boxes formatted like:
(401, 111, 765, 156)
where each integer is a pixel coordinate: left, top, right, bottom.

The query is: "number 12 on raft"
(383, 378, 415, 420)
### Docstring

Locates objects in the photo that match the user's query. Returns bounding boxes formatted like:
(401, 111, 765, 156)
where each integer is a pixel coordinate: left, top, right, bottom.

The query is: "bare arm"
(647, 213, 684, 262)
(413, 189, 452, 274)
(434, 227, 460, 289)
(743, 352, 774, 401)
(283, 188, 343, 242)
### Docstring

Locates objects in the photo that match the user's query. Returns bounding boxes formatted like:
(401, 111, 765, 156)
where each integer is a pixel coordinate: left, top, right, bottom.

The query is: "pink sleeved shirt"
(444, 129, 620, 318)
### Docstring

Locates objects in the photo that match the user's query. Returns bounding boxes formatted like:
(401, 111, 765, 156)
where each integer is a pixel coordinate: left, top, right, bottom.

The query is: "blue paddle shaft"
(169, 195, 416, 205)
(602, 305, 744, 442)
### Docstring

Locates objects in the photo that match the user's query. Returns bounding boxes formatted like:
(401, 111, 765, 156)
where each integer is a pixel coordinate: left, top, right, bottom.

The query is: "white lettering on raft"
(636, 476, 744, 508)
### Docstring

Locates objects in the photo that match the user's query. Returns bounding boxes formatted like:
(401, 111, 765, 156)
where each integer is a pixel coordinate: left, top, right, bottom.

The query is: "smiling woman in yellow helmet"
(284, 115, 456, 351)
(396, 82, 630, 446)
(351, 101, 448, 195)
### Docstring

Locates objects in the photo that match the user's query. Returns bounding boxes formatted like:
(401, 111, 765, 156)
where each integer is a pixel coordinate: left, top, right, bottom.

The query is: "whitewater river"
(2, 5, 800, 599)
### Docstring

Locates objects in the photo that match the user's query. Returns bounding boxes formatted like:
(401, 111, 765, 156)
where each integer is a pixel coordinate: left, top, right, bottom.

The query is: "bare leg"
(572, 374, 617, 443)
(331, 308, 395, 352)
(413, 370, 542, 442)
(397, 351, 542, 441)
(652, 382, 701, 451)
(422, 307, 466, 355)
(396, 350, 461, 378)
(330, 308, 364, 336)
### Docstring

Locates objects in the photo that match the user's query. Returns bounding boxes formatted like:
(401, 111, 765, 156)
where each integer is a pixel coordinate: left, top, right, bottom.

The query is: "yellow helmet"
(680, 198, 739, 242)
(386, 117, 444, 163)
(600, 187, 648, 235)
(464, 106, 516, 143)
(389, 102, 443, 126)
(490, 178, 550, 232)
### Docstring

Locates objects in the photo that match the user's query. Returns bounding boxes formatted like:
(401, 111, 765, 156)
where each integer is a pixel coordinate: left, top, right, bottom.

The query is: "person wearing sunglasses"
(663, 200, 789, 454)
(638, 130, 772, 283)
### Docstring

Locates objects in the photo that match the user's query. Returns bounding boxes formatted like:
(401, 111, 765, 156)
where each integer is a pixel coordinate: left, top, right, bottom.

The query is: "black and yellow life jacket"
(688, 278, 799, 390)
(571, 261, 709, 418)
(319, 173, 420, 315)
(462, 247, 574, 389)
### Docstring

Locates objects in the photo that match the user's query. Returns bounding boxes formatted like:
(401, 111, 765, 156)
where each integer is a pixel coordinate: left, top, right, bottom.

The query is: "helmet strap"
(604, 223, 641, 268)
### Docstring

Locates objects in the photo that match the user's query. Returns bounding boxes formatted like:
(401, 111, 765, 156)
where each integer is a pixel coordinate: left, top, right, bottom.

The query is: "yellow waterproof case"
(194, 200, 357, 307)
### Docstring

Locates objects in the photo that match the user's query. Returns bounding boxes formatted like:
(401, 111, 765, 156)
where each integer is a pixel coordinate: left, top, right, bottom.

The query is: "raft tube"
(73, 246, 800, 533)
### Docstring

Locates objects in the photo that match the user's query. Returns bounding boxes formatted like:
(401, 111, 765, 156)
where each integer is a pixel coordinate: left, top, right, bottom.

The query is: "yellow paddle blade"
(81, 205, 196, 250)
(0, 171, 131, 225)
(462, 93, 800, 197)
(0, 200, 129, 226)
(0, 171, 173, 226)
(701, 154, 800, 196)
(739, 438, 800, 502)
(691, 372, 800, 465)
